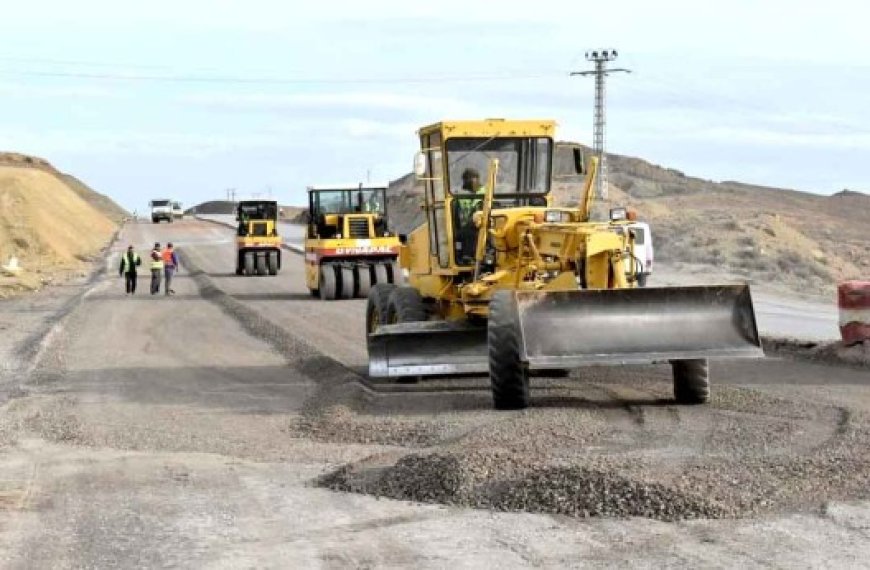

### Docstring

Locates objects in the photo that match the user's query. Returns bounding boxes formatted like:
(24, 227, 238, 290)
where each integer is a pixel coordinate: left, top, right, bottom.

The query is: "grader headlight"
(544, 210, 570, 223)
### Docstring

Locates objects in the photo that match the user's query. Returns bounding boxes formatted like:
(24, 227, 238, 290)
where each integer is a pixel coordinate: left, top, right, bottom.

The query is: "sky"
(0, 0, 867, 212)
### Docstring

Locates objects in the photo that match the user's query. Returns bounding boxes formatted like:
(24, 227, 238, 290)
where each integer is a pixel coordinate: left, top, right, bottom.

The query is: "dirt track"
(0, 219, 868, 568)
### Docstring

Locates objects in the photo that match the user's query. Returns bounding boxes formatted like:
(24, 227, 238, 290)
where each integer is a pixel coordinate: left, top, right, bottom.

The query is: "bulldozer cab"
(307, 185, 389, 240)
(236, 200, 278, 237)
(416, 120, 566, 269)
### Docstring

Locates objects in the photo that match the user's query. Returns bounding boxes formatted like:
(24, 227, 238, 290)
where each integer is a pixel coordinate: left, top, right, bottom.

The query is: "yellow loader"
(366, 119, 763, 409)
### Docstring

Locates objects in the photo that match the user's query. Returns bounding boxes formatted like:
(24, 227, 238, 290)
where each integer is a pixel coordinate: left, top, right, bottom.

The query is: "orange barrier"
(838, 281, 870, 345)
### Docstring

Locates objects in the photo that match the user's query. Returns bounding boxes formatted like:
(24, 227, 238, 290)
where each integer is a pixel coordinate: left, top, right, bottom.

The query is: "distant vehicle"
(235, 200, 282, 276)
(149, 199, 173, 224)
(627, 221, 653, 287)
(171, 201, 184, 219)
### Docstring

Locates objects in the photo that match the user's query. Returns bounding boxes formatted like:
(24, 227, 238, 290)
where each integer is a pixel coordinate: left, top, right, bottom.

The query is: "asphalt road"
(0, 219, 867, 568)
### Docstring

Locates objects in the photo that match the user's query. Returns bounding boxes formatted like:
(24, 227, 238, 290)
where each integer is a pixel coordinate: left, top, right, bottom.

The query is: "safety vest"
(150, 250, 164, 270)
(162, 248, 175, 267)
(458, 186, 486, 220)
(121, 253, 140, 273)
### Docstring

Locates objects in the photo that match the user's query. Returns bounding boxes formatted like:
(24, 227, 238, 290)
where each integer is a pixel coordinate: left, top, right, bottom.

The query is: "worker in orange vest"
(162, 243, 179, 296)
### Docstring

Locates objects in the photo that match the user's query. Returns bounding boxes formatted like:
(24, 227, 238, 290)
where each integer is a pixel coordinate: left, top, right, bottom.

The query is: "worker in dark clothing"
(118, 245, 141, 295)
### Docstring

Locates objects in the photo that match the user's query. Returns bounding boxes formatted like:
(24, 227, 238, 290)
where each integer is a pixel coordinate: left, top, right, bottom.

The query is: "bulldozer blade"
(513, 285, 763, 369)
(367, 321, 488, 378)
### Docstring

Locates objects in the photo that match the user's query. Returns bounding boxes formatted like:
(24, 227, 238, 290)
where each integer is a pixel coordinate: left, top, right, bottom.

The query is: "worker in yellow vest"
(455, 168, 486, 265)
(149, 242, 164, 295)
(118, 245, 142, 295)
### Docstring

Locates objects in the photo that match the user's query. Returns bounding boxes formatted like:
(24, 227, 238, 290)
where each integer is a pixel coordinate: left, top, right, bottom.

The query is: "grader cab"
(366, 119, 763, 409)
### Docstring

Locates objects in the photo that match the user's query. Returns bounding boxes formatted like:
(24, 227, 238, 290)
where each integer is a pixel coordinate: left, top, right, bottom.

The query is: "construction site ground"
(0, 219, 868, 568)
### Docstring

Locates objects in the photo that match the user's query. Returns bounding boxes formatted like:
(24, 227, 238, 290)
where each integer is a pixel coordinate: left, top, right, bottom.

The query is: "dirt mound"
(0, 165, 118, 298)
(60, 174, 128, 224)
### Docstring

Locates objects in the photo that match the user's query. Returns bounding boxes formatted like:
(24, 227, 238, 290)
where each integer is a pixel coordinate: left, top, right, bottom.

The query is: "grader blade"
(513, 285, 763, 369)
(367, 321, 488, 378)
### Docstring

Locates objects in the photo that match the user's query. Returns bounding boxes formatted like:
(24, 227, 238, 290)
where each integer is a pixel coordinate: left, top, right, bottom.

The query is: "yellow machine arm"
(473, 159, 498, 280)
(579, 155, 598, 222)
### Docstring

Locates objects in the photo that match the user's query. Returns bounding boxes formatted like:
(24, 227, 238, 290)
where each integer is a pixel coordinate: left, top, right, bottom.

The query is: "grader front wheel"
(488, 290, 530, 410)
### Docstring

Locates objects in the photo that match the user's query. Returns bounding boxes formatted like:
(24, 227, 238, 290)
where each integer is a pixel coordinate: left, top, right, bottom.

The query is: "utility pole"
(571, 49, 630, 199)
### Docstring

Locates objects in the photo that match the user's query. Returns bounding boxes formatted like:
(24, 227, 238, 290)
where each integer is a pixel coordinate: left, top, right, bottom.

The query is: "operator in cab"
(455, 168, 486, 265)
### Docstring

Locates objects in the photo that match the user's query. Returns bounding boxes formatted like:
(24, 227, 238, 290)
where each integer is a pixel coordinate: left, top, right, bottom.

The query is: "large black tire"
(319, 264, 337, 300)
(256, 254, 268, 276)
(385, 287, 426, 324)
(243, 252, 255, 276)
(355, 265, 372, 298)
(387, 260, 404, 285)
(366, 283, 396, 334)
(339, 267, 355, 299)
(672, 359, 710, 404)
(267, 251, 279, 276)
(488, 290, 529, 410)
(373, 263, 389, 285)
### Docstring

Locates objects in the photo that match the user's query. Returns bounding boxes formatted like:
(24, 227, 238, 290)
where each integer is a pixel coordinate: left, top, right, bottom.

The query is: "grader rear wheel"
(672, 359, 710, 404)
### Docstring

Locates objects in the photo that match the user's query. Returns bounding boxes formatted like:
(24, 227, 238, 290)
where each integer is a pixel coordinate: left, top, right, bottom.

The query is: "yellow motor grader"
(366, 119, 763, 409)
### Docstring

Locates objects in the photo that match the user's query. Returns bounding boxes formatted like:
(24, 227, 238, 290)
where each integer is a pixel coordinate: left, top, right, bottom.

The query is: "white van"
(627, 221, 653, 287)
(172, 201, 184, 219)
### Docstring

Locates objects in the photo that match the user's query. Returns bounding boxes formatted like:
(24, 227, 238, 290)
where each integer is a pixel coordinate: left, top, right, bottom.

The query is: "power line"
(0, 68, 565, 86)
(571, 49, 630, 200)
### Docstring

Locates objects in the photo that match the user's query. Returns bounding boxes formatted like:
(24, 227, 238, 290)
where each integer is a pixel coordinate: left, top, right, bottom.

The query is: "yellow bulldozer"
(366, 119, 763, 409)
(235, 200, 282, 276)
(304, 184, 403, 300)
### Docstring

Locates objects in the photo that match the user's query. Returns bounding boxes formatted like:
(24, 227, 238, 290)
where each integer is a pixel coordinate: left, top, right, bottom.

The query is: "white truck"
(171, 201, 184, 220)
(149, 199, 174, 224)
(627, 221, 654, 287)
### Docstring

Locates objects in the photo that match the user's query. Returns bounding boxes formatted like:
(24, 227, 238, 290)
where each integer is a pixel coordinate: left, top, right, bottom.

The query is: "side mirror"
(413, 152, 427, 177)
(573, 147, 586, 175)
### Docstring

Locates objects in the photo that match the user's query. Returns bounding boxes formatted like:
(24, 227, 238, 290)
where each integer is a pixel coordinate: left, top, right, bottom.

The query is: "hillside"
(0, 154, 123, 298)
(381, 146, 868, 299)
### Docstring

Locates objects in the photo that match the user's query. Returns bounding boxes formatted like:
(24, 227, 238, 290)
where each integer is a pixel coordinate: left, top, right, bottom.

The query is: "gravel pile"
(320, 397, 870, 521)
(320, 452, 729, 521)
